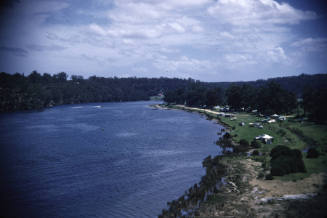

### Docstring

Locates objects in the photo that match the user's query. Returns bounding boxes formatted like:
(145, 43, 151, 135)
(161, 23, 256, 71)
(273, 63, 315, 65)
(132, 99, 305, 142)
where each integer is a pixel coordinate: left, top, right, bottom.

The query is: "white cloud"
(154, 55, 214, 74)
(0, 0, 324, 81)
(207, 0, 316, 26)
(267, 47, 287, 62)
(291, 37, 327, 52)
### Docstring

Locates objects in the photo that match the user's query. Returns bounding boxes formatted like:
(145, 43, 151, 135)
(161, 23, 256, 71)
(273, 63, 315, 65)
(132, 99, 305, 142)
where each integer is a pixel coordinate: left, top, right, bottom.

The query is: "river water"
(0, 101, 222, 217)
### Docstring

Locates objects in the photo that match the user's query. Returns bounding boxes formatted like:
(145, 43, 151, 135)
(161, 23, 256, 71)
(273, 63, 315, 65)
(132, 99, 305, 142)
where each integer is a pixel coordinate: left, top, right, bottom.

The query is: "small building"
(221, 106, 230, 112)
(249, 122, 254, 127)
(253, 122, 261, 127)
(255, 134, 274, 144)
(239, 122, 245, 126)
(267, 119, 276, 123)
(252, 109, 258, 113)
(214, 106, 221, 110)
(278, 116, 286, 121)
(271, 114, 279, 118)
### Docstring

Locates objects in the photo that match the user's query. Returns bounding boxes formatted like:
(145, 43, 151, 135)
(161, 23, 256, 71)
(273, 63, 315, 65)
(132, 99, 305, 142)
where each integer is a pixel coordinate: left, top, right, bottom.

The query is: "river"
(0, 101, 223, 217)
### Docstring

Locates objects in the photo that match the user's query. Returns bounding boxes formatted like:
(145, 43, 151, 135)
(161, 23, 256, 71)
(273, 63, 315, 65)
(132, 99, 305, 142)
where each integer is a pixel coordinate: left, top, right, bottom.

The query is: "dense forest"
(0, 71, 327, 120)
(0, 71, 194, 112)
(164, 74, 327, 122)
(164, 82, 297, 114)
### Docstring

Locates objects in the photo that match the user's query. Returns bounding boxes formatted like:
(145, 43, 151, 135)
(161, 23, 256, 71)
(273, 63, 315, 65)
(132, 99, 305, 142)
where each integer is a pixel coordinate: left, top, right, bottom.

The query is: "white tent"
(255, 134, 274, 144)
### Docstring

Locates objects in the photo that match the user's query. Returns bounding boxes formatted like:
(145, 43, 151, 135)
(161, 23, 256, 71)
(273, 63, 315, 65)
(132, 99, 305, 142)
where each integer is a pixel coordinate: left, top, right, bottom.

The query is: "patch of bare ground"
(197, 157, 326, 218)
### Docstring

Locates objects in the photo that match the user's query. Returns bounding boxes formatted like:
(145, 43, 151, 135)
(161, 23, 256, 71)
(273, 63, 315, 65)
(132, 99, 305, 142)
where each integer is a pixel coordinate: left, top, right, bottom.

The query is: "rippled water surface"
(0, 101, 222, 217)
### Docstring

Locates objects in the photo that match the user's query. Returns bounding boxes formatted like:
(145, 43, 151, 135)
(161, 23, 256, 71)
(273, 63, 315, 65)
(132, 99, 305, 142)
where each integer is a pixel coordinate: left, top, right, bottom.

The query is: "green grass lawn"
(217, 112, 327, 181)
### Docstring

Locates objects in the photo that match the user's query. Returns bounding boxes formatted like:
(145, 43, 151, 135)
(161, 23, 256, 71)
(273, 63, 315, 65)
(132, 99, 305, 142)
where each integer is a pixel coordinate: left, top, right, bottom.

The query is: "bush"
(216, 132, 233, 148)
(223, 132, 231, 139)
(252, 150, 259, 156)
(307, 148, 319, 158)
(234, 139, 250, 153)
(234, 145, 247, 153)
(257, 172, 265, 179)
(269, 145, 306, 176)
(265, 174, 273, 180)
(239, 139, 249, 147)
(251, 140, 261, 148)
(277, 129, 286, 136)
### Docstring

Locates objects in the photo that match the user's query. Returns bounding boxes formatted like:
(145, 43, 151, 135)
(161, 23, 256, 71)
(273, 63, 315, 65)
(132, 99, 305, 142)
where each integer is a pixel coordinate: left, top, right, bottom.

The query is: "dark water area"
(0, 101, 223, 218)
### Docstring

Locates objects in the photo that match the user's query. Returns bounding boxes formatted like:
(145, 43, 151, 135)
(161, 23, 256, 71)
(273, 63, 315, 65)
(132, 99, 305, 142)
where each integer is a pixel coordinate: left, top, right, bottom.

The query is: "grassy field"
(217, 112, 327, 181)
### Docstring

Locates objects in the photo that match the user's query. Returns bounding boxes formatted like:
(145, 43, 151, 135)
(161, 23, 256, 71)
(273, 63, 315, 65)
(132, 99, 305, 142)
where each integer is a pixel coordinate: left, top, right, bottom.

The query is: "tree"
(225, 84, 256, 110)
(226, 85, 243, 109)
(54, 72, 68, 82)
(257, 82, 297, 114)
(303, 87, 327, 122)
(205, 88, 223, 108)
(251, 140, 261, 148)
(71, 75, 84, 81)
(270, 145, 306, 176)
(234, 139, 250, 153)
(307, 148, 319, 158)
(28, 70, 42, 83)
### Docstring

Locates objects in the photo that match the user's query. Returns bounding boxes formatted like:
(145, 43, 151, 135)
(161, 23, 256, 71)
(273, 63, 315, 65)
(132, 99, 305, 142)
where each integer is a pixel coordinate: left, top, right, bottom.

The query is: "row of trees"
(165, 81, 327, 122)
(165, 82, 297, 115)
(1, 71, 326, 121)
(225, 82, 297, 114)
(0, 71, 193, 112)
(164, 82, 224, 108)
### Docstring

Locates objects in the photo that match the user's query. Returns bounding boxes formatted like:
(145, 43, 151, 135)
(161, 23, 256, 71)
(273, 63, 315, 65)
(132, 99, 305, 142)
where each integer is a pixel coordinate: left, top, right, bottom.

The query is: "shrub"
(269, 145, 306, 176)
(277, 129, 286, 136)
(265, 174, 273, 180)
(234, 145, 247, 153)
(307, 148, 319, 158)
(251, 140, 261, 148)
(223, 132, 231, 139)
(234, 139, 250, 153)
(257, 172, 265, 179)
(216, 132, 233, 148)
(239, 139, 249, 147)
(252, 150, 259, 156)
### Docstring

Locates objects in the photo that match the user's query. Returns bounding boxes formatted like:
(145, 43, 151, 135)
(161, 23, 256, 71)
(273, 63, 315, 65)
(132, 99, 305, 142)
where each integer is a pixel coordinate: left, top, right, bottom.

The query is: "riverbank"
(155, 104, 327, 217)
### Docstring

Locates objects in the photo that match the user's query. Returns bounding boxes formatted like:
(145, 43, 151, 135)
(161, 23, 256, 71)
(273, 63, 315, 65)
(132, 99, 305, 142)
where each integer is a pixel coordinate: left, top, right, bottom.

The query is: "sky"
(0, 0, 326, 82)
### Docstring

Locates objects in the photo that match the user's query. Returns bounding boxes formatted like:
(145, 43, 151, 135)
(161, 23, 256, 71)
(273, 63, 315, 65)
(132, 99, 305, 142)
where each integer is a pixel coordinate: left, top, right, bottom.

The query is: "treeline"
(1, 71, 327, 118)
(0, 71, 193, 112)
(225, 82, 297, 114)
(164, 81, 297, 113)
(208, 73, 327, 97)
(164, 82, 223, 108)
(165, 80, 327, 122)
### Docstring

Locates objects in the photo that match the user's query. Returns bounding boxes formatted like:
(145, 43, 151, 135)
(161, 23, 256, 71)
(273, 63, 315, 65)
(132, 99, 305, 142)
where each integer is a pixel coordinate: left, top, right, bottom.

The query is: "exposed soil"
(197, 157, 326, 218)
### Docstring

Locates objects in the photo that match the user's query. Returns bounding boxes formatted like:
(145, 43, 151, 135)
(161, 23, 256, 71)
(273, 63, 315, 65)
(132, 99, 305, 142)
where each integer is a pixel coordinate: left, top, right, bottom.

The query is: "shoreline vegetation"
(154, 104, 327, 218)
(1, 72, 327, 114)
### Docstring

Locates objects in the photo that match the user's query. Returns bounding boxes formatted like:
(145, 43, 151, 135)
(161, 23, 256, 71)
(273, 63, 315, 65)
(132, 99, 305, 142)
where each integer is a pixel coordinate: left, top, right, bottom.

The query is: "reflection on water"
(0, 101, 222, 218)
